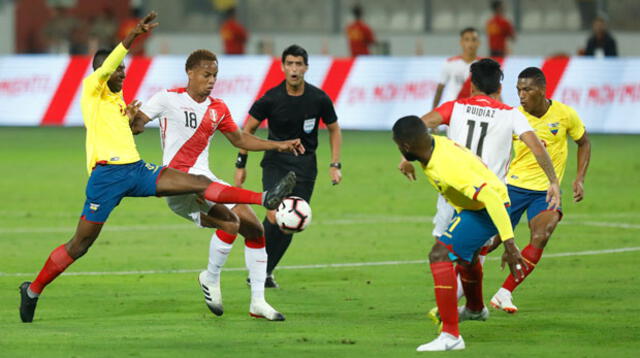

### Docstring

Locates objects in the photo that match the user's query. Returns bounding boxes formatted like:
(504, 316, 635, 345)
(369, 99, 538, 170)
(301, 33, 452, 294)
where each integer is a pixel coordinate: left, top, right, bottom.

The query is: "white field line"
(1, 246, 638, 278)
(1, 215, 639, 235)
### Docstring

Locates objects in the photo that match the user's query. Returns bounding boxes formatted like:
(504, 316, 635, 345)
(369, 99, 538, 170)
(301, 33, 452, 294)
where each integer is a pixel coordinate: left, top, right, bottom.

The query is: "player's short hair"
(491, 0, 503, 12)
(460, 27, 478, 37)
(470, 58, 503, 95)
(281, 44, 308, 66)
(518, 67, 547, 87)
(185, 49, 218, 72)
(393, 115, 426, 143)
(92, 48, 112, 70)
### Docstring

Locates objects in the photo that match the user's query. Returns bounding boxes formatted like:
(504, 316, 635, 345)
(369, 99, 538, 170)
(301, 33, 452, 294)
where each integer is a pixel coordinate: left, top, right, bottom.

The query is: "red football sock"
(456, 261, 484, 311)
(430, 261, 459, 337)
(502, 244, 543, 292)
(245, 236, 266, 249)
(204, 182, 262, 205)
(216, 230, 237, 244)
(29, 244, 75, 294)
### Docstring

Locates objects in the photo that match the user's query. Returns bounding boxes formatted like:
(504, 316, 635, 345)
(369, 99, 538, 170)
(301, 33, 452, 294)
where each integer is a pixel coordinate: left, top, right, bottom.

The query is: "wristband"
(235, 153, 248, 168)
(329, 162, 342, 169)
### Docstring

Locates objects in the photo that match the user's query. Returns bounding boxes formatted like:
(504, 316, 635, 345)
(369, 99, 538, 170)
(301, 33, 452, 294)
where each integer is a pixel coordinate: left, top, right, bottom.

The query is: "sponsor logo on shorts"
(89, 203, 100, 212)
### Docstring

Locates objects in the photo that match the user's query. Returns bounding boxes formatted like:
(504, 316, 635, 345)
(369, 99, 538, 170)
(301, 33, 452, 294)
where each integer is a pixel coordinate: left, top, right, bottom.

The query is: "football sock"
(502, 244, 543, 292)
(245, 236, 267, 301)
(264, 218, 293, 275)
(456, 255, 486, 301)
(457, 261, 484, 312)
(207, 230, 237, 283)
(29, 244, 75, 295)
(204, 182, 262, 205)
(430, 261, 459, 337)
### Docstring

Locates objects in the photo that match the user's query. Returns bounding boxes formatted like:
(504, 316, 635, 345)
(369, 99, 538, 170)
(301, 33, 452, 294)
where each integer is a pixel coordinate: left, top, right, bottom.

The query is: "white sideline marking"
(1, 215, 639, 235)
(1, 246, 638, 278)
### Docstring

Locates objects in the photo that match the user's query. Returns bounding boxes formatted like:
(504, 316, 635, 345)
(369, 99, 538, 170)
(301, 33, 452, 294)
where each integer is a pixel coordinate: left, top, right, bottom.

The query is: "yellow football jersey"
(507, 100, 585, 191)
(81, 43, 140, 174)
(422, 136, 510, 213)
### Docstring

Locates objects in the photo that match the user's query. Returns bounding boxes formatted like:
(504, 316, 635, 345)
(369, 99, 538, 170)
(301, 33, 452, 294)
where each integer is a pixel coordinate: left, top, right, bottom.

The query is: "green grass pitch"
(0, 128, 639, 357)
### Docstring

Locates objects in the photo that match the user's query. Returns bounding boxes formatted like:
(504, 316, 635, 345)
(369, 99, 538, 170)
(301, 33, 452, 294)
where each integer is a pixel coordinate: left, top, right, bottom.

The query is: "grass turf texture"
(0, 128, 639, 357)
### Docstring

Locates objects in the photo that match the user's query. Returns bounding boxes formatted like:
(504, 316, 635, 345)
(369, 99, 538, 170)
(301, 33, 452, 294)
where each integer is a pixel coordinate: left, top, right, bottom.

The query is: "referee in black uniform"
(234, 45, 342, 288)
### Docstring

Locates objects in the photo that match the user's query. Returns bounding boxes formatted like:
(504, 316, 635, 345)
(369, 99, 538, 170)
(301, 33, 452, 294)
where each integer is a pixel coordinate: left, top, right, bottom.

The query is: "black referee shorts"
(262, 165, 315, 203)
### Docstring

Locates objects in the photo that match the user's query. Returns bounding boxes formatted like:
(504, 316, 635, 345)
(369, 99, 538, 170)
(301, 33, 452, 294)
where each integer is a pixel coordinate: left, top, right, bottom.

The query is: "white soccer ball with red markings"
(275, 196, 312, 234)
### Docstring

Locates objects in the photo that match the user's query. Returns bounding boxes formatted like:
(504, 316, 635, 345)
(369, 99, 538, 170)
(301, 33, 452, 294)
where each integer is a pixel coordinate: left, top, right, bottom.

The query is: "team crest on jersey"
(209, 109, 222, 130)
(548, 122, 560, 135)
(303, 118, 316, 133)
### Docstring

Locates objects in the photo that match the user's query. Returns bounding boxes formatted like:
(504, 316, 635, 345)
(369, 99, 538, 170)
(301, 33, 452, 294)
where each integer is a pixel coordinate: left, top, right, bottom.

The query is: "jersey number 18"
(184, 111, 198, 129)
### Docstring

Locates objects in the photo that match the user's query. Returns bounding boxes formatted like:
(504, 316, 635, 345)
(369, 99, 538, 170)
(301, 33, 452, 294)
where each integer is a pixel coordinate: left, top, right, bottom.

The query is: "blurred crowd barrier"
(1, 55, 639, 133)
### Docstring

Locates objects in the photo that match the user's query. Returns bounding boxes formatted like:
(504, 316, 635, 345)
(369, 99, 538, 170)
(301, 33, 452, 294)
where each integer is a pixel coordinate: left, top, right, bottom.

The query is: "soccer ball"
(275, 196, 312, 234)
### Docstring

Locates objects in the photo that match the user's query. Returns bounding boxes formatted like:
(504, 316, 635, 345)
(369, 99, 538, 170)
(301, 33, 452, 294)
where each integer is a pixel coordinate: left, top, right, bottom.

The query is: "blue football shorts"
(81, 160, 166, 223)
(437, 205, 512, 263)
(507, 184, 563, 227)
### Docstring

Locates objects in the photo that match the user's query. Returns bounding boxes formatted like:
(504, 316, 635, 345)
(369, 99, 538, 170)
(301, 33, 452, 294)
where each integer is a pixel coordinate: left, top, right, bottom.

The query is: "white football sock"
(245, 245, 267, 301)
(207, 232, 234, 284)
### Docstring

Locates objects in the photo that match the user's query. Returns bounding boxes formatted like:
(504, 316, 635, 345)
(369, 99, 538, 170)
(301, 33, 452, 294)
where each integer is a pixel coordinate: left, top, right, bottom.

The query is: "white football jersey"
(435, 95, 533, 181)
(140, 88, 238, 173)
(438, 56, 479, 104)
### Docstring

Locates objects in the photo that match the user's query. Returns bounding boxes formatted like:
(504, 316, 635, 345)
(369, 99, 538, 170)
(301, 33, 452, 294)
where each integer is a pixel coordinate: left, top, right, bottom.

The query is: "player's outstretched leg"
(19, 219, 102, 322)
(157, 168, 296, 210)
(491, 211, 559, 314)
(417, 243, 465, 352)
(234, 205, 285, 321)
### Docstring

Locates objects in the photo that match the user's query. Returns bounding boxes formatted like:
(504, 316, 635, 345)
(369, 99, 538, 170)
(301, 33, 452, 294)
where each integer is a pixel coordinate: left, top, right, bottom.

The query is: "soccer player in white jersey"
(432, 27, 481, 111)
(133, 50, 304, 321)
(399, 59, 560, 324)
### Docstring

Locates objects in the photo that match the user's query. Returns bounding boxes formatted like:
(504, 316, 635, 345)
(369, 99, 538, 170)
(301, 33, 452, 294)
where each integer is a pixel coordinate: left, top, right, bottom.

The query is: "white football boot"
(198, 270, 223, 316)
(249, 299, 285, 321)
(490, 288, 518, 314)
(416, 332, 465, 352)
(458, 305, 489, 322)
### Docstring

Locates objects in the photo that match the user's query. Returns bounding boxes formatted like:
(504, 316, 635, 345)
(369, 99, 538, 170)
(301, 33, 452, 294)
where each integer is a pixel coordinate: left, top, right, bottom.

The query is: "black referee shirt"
(249, 81, 337, 181)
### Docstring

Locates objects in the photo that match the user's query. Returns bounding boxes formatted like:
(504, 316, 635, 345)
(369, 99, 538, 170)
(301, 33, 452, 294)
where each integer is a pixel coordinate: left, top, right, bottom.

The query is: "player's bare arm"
(223, 129, 304, 155)
(519, 131, 561, 210)
(573, 132, 591, 202)
(398, 157, 416, 181)
(327, 121, 342, 185)
(234, 116, 262, 187)
(122, 11, 158, 49)
(432, 83, 445, 110)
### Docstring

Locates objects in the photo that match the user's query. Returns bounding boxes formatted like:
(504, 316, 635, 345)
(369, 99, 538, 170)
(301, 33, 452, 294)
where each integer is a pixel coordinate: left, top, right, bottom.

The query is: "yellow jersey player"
(490, 67, 591, 313)
(392, 116, 528, 352)
(19, 12, 301, 323)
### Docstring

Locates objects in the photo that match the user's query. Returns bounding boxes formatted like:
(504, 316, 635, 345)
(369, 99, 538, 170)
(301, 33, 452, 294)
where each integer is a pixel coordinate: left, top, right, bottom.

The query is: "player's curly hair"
(470, 58, 503, 95)
(185, 49, 218, 72)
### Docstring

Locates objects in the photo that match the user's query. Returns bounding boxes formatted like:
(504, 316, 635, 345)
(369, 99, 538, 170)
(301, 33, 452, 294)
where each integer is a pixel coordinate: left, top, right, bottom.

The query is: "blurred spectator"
(89, 8, 118, 52)
(44, 6, 79, 54)
(220, 7, 248, 54)
(486, 0, 515, 57)
(345, 4, 375, 56)
(117, 7, 148, 56)
(69, 19, 89, 54)
(584, 15, 617, 57)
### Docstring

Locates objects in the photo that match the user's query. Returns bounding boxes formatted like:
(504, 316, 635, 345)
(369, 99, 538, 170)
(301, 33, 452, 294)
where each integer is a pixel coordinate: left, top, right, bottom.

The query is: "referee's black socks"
(264, 218, 294, 275)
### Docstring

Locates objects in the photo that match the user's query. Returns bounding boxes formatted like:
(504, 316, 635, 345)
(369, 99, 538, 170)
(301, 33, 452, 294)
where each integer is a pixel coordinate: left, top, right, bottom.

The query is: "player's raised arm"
(122, 11, 158, 49)
(519, 131, 561, 210)
(573, 131, 591, 202)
